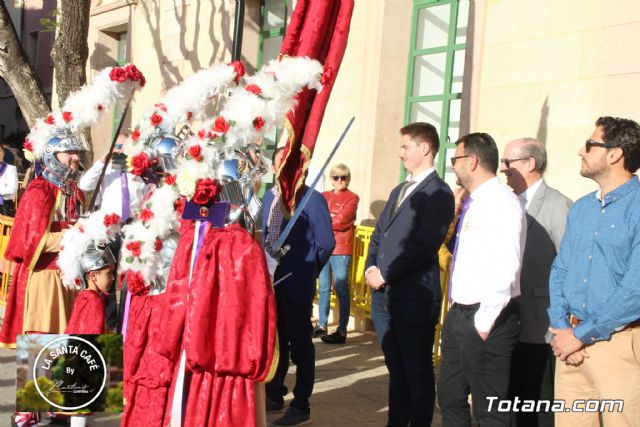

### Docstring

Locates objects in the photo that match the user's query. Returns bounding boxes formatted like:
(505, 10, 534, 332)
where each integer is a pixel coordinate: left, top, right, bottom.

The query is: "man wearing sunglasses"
(500, 137, 572, 427)
(548, 116, 640, 426)
(439, 132, 527, 426)
(365, 122, 454, 427)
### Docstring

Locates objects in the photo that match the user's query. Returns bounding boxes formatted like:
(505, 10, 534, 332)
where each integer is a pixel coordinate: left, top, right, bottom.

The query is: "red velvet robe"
(0, 177, 59, 348)
(122, 222, 277, 427)
(64, 290, 106, 334)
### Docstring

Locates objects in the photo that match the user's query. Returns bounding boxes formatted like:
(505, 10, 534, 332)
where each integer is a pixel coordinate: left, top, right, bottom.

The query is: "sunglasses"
(500, 157, 529, 168)
(585, 139, 616, 153)
(450, 155, 475, 166)
(331, 175, 349, 181)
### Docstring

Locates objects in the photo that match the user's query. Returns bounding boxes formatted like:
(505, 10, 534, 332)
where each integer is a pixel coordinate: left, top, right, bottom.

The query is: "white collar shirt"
(520, 178, 543, 210)
(399, 167, 436, 205)
(78, 160, 150, 216)
(450, 176, 527, 333)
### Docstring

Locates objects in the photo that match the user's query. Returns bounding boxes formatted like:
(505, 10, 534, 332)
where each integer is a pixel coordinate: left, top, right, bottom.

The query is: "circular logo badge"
(32, 336, 107, 411)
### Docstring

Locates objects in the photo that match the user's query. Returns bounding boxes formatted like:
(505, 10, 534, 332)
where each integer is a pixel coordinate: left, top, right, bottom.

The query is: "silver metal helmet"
(78, 244, 116, 289)
(42, 132, 88, 193)
(151, 135, 180, 174)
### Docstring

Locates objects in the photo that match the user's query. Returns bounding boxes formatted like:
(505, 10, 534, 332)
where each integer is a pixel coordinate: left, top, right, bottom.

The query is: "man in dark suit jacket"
(262, 147, 335, 426)
(500, 137, 572, 427)
(366, 122, 454, 427)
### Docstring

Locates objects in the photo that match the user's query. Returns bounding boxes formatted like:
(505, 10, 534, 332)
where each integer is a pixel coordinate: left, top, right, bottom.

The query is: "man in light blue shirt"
(548, 116, 640, 426)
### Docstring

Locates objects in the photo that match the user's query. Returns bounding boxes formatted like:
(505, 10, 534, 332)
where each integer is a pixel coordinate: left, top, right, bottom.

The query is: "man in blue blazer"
(366, 122, 454, 427)
(262, 147, 335, 426)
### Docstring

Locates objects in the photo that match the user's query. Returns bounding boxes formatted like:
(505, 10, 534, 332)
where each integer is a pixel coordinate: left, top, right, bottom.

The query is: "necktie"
(121, 171, 131, 222)
(447, 196, 473, 301)
(393, 180, 416, 214)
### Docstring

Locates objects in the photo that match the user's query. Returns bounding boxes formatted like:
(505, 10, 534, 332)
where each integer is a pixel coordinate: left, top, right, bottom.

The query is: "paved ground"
(0, 305, 443, 426)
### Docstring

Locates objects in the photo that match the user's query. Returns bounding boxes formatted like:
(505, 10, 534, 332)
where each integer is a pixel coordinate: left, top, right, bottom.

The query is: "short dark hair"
(596, 116, 640, 173)
(272, 146, 285, 165)
(455, 132, 499, 173)
(400, 122, 440, 155)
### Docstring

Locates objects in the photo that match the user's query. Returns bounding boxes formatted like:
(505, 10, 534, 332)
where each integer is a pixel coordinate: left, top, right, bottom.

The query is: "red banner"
(277, 0, 355, 214)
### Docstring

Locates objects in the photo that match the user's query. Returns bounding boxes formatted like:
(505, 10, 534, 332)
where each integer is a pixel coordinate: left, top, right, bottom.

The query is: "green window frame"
(257, 0, 289, 195)
(112, 32, 128, 138)
(403, 0, 469, 184)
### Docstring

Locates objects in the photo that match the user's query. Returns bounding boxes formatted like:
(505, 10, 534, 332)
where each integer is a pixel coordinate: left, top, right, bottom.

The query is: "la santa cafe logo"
(33, 336, 107, 410)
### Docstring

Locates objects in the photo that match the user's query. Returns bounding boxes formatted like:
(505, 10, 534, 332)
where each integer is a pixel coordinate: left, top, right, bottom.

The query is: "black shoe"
(321, 331, 346, 344)
(312, 325, 327, 338)
(266, 396, 285, 412)
(270, 406, 311, 426)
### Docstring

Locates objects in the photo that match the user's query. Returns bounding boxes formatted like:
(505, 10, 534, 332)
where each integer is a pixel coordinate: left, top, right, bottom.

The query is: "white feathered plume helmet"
(23, 64, 146, 162)
(119, 56, 324, 294)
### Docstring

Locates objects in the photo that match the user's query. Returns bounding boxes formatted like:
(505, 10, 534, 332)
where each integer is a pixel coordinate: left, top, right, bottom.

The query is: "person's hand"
(477, 329, 489, 341)
(565, 349, 589, 366)
(549, 327, 584, 361)
(365, 267, 385, 290)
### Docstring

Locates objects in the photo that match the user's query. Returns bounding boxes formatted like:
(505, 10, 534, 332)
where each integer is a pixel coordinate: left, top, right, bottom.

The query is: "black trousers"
(266, 285, 315, 412)
(372, 290, 440, 427)
(510, 342, 555, 427)
(105, 237, 120, 330)
(438, 301, 520, 427)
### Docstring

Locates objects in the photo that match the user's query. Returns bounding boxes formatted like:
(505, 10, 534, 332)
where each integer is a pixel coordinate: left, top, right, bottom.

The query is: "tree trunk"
(51, 0, 90, 106)
(0, 0, 50, 129)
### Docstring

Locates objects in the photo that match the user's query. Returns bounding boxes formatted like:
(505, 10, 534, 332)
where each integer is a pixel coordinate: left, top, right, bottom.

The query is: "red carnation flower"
(164, 174, 177, 185)
(150, 113, 163, 127)
(213, 116, 230, 134)
(109, 67, 127, 82)
(188, 144, 203, 161)
(139, 208, 154, 222)
(186, 111, 193, 121)
(174, 197, 186, 215)
(74, 278, 82, 287)
(253, 116, 265, 131)
(197, 129, 206, 139)
(126, 270, 149, 296)
(130, 152, 152, 176)
(125, 241, 142, 257)
(229, 61, 245, 83)
(208, 131, 219, 140)
(154, 238, 163, 251)
(245, 84, 262, 96)
(62, 111, 73, 123)
(192, 178, 220, 205)
(45, 115, 55, 125)
(97, 104, 104, 111)
(23, 140, 34, 151)
(131, 128, 141, 141)
(125, 64, 144, 84)
(103, 213, 121, 227)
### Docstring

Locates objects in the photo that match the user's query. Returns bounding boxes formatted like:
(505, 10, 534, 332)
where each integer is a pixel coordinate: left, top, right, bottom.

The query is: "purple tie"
(448, 197, 473, 301)
(120, 171, 131, 222)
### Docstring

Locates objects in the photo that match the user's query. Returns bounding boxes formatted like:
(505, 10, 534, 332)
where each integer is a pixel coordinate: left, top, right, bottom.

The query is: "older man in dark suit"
(500, 137, 572, 427)
(262, 147, 335, 426)
(366, 122, 454, 427)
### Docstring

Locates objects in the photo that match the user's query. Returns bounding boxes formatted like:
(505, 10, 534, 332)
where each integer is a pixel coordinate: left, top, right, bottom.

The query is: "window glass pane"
(117, 32, 128, 65)
(412, 53, 447, 97)
(451, 50, 466, 93)
(410, 100, 442, 125)
(448, 98, 462, 143)
(262, 36, 283, 64)
(439, 147, 458, 189)
(263, 0, 286, 31)
(415, 4, 451, 50)
(456, 0, 470, 45)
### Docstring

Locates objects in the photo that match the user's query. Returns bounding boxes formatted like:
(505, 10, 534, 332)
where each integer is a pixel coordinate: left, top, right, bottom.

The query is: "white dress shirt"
(450, 176, 527, 333)
(0, 163, 18, 200)
(78, 160, 149, 216)
(519, 178, 543, 210)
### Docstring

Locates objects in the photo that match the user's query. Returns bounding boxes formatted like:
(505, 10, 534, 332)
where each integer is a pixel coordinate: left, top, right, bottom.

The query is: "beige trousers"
(555, 325, 640, 427)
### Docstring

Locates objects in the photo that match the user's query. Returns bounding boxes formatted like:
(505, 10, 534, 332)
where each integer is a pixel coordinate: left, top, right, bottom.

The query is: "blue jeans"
(317, 255, 352, 333)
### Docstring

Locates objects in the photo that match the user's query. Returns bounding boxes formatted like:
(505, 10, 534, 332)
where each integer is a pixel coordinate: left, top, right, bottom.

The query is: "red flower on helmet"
(188, 144, 203, 161)
(97, 104, 104, 111)
(164, 174, 177, 185)
(125, 241, 142, 257)
(45, 115, 55, 125)
(109, 67, 127, 82)
(23, 140, 34, 151)
(62, 111, 73, 123)
(130, 152, 152, 176)
(245, 84, 262, 96)
(186, 111, 193, 121)
(125, 64, 145, 86)
(174, 197, 186, 215)
(150, 113, 163, 127)
(126, 270, 149, 296)
(154, 238, 163, 251)
(139, 208, 154, 222)
(192, 178, 220, 205)
(230, 61, 245, 83)
(131, 128, 141, 141)
(253, 116, 265, 131)
(213, 116, 230, 134)
(103, 213, 121, 227)
(197, 129, 206, 140)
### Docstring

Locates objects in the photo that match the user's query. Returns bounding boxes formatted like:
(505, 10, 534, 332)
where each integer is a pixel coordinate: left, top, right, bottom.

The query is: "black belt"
(451, 302, 480, 311)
